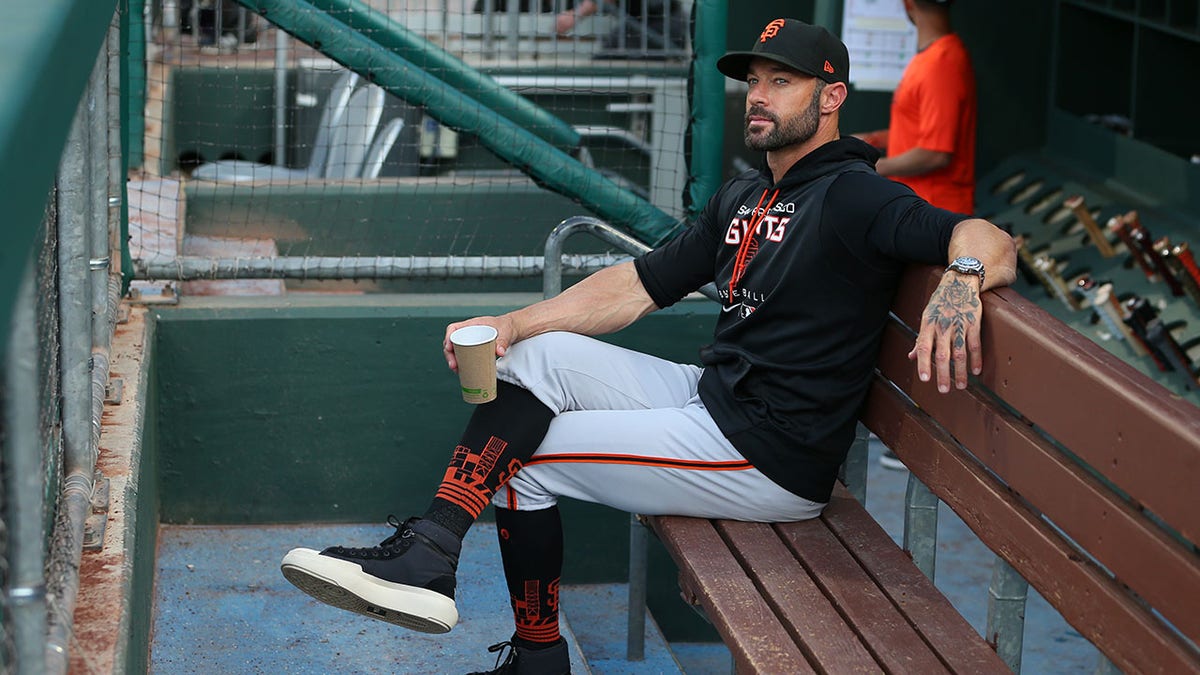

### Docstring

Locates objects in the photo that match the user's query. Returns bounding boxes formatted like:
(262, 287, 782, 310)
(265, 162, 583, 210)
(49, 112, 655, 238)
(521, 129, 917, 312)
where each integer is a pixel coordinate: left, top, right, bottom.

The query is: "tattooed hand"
(908, 272, 983, 393)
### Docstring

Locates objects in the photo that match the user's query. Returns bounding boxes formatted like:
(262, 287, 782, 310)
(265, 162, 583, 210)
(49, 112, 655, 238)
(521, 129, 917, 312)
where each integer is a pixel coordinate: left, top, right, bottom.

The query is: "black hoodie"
(635, 137, 963, 502)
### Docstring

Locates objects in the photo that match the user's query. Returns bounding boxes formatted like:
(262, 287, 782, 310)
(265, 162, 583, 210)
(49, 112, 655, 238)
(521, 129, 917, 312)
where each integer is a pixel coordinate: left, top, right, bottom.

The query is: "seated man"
(280, 17, 1016, 675)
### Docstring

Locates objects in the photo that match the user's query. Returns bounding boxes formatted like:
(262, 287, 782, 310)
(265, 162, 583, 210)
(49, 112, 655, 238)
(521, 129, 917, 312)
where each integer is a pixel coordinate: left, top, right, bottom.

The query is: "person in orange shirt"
(859, 0, 977, 471)
(859, 0, 977, 216)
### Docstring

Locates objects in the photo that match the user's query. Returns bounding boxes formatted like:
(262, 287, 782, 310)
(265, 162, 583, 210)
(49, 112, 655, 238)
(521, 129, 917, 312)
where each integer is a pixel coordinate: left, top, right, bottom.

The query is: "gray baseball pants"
(491, 331, 825, 521)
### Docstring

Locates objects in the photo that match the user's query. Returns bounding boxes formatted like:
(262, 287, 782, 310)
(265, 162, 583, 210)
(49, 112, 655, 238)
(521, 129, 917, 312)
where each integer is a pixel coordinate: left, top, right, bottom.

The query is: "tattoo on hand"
(925, 277, 980, 349)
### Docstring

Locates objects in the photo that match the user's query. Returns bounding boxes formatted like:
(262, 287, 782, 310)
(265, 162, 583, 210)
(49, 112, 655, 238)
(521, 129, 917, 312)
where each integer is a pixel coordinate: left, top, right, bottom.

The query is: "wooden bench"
(646, 265, 1200, 673)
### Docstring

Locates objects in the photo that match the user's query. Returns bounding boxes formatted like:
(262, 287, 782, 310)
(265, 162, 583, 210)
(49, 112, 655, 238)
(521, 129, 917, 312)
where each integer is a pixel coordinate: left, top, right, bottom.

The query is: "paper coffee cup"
(450, 325, 499, 404)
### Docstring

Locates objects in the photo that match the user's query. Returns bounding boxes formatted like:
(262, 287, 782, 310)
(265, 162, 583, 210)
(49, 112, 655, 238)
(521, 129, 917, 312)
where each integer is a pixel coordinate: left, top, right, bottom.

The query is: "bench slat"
(773, 515, 950, 674)
(876, 319, 1200, 645)
(650, 516, 816, 674)
(713, 520, 880, 671)
(863, 377, 1200, 674)
(820, 485, 1011, 674)
(890, 265, 1200, 545)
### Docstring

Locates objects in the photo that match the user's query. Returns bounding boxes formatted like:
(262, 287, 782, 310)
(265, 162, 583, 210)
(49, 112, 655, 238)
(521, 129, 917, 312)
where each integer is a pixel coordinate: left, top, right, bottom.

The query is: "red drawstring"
(729, 188, 780, 302)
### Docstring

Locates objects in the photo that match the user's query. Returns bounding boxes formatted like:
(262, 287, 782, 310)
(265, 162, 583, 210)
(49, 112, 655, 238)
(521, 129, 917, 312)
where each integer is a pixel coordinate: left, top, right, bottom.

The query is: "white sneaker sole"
(280, 548, 458, 634)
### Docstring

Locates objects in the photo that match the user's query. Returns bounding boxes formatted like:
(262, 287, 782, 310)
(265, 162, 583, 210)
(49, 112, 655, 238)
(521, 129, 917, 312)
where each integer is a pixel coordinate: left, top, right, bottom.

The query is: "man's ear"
(821, 82, 849, 114)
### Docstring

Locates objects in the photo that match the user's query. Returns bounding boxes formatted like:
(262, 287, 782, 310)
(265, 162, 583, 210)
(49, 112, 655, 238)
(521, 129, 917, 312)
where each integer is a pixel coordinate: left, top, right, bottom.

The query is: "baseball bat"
(1064, 195, 1116, 256)
(1123, 211, 1163, 282)
(1172, 242, 1200, 296)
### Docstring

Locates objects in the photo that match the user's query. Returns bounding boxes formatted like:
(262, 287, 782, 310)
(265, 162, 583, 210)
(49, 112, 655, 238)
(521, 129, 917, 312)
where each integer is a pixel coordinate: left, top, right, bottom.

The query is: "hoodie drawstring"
(729, 187, 780, 303)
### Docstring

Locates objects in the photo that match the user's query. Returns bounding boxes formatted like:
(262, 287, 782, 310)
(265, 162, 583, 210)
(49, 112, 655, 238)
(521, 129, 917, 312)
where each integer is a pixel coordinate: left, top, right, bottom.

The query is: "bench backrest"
(862, 265, 1200, 674)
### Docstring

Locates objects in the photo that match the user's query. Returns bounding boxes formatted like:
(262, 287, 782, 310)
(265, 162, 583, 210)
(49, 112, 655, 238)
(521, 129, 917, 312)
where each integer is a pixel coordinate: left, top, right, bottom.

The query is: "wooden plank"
(773, 517, 950, 674)
(890, 265, 1200, 545)
(862, 379, 1200, 674)
(820, 485, 1011, 674)
(713, 520, 880, 672)
(876, 320, 1200, 644)
(648, 516, 815, 674)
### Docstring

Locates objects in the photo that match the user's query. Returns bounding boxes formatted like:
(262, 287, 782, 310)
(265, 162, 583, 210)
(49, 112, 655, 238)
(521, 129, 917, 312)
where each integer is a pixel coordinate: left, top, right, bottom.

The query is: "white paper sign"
(842, 0, 918, 91)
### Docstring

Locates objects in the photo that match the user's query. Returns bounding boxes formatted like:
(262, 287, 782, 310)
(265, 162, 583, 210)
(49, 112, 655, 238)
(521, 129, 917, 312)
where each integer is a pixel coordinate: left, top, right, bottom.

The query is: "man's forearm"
(505, 261, 658, 342)
(948, 218, 1018, 291)
(876, 147, 952, 177)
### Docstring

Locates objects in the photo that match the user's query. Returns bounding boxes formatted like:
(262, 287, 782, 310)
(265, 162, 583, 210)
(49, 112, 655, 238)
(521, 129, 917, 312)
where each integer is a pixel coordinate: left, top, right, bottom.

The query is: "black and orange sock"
(495, 505, 564, 647)
(424, 381, 553, 540)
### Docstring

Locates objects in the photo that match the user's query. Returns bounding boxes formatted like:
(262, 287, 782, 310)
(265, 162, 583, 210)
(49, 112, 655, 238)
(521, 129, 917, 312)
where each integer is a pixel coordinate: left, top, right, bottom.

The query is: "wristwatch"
(946, 256, 986, 287)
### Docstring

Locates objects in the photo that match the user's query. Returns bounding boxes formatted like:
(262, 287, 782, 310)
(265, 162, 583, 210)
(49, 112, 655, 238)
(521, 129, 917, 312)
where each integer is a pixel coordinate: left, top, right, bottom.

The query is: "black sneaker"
(879, 448, 908, 471)
(280, 516, 461, 633)
(468, 637, 571, 675)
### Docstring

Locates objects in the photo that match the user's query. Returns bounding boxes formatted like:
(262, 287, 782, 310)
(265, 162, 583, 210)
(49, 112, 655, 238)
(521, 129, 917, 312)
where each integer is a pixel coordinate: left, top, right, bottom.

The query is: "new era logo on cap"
(717, 18, 850, 86)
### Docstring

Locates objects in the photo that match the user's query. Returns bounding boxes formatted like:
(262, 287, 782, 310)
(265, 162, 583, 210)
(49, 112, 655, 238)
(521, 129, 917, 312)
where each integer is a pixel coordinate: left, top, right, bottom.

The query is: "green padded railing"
(0, 0, 119, 352)
(238, 0, 681, 244)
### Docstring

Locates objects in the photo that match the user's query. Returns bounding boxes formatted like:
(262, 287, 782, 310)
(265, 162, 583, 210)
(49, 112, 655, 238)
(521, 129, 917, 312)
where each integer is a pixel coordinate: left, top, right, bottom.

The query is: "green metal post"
(812, 0, 844, 34)
(686, 0, 728, 233)
(987, 555, 1029, 672)
(238, 0, 678, 243)
(123, 0, 146, 169)
(904, 472, 939, 581)
(307, 0, 580, 154)
(119, 0, 135, 291)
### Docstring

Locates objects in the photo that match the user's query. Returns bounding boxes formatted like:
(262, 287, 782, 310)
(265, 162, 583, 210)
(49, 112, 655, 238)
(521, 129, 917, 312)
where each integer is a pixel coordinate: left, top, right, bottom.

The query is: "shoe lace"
(334, 515, 417, 559)
(486, 641, 517, 673)
(378, 514, 417, 548)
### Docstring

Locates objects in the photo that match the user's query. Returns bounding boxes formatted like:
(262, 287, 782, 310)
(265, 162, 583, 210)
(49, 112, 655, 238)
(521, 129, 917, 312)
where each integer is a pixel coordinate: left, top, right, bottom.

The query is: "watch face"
(951, 256, 983, 272)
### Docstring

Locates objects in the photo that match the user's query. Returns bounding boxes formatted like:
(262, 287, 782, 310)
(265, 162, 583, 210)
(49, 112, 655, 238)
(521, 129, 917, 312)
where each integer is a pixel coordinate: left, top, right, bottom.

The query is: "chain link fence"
(3, 6, 124, 674)
(130, 0, 715, 298)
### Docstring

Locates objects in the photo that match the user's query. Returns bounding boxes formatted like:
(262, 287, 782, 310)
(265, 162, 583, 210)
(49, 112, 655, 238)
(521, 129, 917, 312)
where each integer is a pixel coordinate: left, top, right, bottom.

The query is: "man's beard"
(744, 89, 822, 152)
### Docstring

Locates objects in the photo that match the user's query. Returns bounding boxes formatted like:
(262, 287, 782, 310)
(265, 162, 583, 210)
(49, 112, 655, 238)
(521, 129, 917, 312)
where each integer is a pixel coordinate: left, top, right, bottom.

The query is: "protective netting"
(135, 0, 694, 295)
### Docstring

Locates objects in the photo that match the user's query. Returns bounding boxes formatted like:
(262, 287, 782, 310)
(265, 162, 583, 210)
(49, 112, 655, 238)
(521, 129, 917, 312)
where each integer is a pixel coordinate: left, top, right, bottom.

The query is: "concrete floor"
(150, 439, 1102, 674)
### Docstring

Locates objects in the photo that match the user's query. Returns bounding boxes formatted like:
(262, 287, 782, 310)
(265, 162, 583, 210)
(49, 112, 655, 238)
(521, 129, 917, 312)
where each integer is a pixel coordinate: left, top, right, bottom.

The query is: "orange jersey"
(886, 34, 977, 215)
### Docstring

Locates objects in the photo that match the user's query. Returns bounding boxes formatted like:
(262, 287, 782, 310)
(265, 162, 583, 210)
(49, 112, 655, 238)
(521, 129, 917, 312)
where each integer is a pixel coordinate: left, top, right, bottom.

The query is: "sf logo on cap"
(759, 19, 786, 42)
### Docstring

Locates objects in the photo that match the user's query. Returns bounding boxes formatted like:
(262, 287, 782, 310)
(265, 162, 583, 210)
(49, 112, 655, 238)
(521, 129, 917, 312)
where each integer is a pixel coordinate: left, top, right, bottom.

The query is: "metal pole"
(840, 424, 870, 505)
(137, 252, 632, 283)
(107, 9, 123, 261)
(812, 0, 843, 34)
(543, 216, 651, 297)
(987, 555, 1029, 673)
(626, 514, 647, 661)
(275, 29, 290, 166)
(506, 0, 520, 60)
(482, 0, 494, 56)
(687, 0, 727, 224)
(7, 265, 47, 675)
(45, 36, 104, 674)
(215, 0, 224, 46)
(903, 473, 938, 581)
(91, 23, 112, 353)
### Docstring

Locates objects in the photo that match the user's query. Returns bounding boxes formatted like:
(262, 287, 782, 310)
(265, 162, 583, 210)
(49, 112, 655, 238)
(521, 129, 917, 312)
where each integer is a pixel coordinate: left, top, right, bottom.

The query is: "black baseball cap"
(717, 18, 850, 86)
